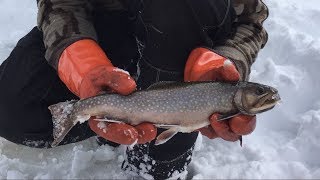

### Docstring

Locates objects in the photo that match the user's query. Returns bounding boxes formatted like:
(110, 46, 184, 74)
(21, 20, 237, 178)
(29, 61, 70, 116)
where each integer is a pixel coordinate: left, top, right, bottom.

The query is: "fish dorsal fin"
(147, 81, 177, 90)
(147, 81, 194, 90)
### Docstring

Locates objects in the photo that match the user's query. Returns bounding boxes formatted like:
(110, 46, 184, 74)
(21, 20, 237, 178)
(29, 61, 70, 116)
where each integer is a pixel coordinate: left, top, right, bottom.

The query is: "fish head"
(234, 82, 281, 115)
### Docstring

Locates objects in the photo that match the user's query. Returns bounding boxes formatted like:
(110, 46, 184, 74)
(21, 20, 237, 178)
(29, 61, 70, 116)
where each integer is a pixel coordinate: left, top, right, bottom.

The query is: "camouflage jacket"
(37, 0, 269, 80)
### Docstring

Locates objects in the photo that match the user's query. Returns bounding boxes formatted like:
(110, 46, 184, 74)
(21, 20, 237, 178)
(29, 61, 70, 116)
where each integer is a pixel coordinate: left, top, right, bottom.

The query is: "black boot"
(122, 130, 198, 180)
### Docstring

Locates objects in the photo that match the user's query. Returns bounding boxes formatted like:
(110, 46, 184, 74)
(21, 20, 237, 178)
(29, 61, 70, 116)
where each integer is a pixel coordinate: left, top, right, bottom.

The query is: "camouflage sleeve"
(37, 0, 97, 69)
(213, 0, 269, 80)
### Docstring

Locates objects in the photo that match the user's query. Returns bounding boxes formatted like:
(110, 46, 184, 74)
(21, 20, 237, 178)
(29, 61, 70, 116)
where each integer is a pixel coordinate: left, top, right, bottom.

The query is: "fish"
(48, 81, 281, 147)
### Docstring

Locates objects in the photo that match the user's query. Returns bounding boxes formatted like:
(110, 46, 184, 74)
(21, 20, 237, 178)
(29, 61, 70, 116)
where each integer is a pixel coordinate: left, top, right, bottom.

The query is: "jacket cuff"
(212, 46, 250, 81)
(45, 37, 96, 70)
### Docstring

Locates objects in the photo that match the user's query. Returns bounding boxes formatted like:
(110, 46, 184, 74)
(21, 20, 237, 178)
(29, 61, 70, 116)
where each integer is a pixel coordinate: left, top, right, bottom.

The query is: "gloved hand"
(184, 47, 256, 142)
(58, 39, 157, 145)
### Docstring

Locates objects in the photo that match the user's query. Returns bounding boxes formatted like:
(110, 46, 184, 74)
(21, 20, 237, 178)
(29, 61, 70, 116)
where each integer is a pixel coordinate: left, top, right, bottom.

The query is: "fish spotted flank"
(49, 81, 280, 147)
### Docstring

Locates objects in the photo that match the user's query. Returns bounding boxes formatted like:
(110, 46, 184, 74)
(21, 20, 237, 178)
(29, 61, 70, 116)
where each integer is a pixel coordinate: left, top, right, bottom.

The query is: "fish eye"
(255, 87, 265, 95)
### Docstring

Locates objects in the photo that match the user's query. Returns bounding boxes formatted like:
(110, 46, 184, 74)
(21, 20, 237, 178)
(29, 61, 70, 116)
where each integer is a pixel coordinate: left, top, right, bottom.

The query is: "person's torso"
(93, 0, 235, 71)
(92, 0, 236, 88)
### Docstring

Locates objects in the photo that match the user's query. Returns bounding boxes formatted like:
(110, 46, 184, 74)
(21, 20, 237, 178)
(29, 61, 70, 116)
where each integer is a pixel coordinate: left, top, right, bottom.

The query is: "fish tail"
(48, 100, 77, 147)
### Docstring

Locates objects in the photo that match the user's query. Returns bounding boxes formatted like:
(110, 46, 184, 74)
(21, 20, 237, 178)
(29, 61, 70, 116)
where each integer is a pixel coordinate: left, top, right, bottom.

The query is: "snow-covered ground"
(0, 0, 319, 179)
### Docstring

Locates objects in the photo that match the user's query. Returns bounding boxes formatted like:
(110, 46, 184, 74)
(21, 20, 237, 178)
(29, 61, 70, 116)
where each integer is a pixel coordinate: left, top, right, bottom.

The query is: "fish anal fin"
(93, 118, 124, 124)
(154, 124, 180, 129)
(155, 127, 179, 145)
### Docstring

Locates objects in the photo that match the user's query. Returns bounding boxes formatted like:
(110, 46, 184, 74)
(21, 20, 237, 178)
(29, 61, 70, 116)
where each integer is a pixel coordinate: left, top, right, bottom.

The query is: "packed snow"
(0, 0, 319, 179)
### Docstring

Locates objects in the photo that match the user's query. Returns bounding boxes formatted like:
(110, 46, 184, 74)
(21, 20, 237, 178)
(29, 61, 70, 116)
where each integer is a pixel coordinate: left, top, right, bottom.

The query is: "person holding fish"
(0, 0, 270, 179)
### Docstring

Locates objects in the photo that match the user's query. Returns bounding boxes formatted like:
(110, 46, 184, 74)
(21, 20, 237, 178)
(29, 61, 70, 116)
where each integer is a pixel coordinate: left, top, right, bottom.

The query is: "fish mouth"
(255, 92, 281, 111)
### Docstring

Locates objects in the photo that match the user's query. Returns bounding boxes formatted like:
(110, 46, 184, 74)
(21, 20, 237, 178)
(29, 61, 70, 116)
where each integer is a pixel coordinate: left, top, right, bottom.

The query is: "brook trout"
(49, 81, 280, 147)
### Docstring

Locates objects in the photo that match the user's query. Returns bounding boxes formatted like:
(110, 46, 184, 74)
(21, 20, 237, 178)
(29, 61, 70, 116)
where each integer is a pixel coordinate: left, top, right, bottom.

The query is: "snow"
(0, 0, 320, 179)
(113, 68, 131, 76)
(223, 59, 233, 66)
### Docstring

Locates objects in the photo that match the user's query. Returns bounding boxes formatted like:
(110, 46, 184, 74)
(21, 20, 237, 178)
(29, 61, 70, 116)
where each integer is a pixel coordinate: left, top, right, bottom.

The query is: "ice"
(0, 0, 320, 179)
(7, 170, 27, 179)
(76, 115, 91, 124)
(71, 148, 94, 175)
(193, 132, 203, 152)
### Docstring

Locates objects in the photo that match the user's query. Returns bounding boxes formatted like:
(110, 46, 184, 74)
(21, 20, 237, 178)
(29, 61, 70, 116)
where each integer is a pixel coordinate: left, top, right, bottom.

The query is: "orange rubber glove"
(184, 47, 256, 142)
(58, 39, 157, 145)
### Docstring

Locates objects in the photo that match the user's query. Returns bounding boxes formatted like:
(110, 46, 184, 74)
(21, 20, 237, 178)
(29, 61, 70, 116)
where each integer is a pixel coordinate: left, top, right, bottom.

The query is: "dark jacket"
(37, 0, 269, 80)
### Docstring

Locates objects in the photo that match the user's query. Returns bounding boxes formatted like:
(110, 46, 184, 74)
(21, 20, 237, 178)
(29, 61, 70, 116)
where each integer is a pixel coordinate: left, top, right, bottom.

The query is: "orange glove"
(58, 39, 157, 145)
(184, 47, 256, 142)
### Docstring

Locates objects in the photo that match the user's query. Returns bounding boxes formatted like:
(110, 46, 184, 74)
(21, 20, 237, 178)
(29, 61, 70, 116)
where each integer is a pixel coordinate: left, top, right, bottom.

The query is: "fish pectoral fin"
(155, 127, 179, 146)
(217, 112, 241, 121)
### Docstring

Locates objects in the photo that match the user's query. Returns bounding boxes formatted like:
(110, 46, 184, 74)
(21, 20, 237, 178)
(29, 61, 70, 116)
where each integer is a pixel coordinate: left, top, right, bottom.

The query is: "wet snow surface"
(0, 0, 319, 179)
